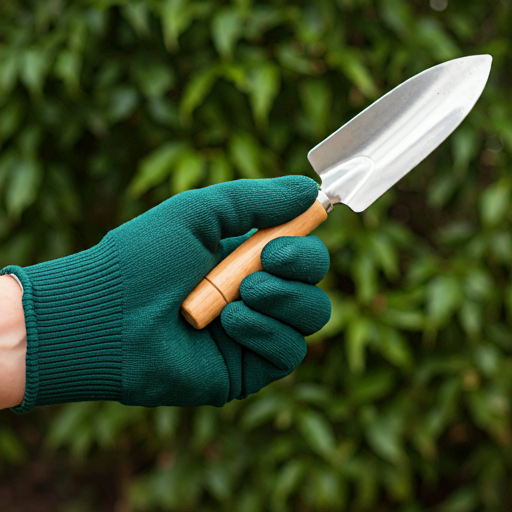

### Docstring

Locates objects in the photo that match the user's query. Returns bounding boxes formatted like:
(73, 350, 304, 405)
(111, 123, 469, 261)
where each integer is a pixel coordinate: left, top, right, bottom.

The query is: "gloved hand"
(1, 176, 331, 413)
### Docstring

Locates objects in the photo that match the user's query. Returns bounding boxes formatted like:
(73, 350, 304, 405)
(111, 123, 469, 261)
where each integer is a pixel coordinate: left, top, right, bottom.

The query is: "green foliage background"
(1, 0, 511, 510)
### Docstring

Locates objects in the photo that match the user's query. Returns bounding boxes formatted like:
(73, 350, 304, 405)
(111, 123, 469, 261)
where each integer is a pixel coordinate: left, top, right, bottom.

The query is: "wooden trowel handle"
(181, 199, 328, 329)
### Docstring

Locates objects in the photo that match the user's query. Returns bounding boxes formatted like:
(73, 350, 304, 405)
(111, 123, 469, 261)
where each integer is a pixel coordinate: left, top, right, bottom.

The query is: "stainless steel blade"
(308, 55, 492, 213)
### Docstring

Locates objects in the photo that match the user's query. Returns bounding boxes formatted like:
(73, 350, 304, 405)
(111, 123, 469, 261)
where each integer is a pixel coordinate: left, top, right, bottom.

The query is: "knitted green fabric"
(1, 176, 331, 413)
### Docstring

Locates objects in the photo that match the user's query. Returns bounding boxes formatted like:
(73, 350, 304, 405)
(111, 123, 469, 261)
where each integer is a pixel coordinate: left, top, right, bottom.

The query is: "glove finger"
(240, 272, 331, 336)
(221, 301, 307, 373)
(188, 176, 318, 245)
(208, 318, 243, 403)
(209, 316, 296, 403)
(238, 350, 293, 399)
(216, 229, 256, 263)
(261, 235, 330, 284)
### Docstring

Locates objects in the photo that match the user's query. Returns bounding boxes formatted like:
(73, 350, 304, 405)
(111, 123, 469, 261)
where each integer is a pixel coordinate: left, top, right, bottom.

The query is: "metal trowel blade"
(308, 55, 492, 212)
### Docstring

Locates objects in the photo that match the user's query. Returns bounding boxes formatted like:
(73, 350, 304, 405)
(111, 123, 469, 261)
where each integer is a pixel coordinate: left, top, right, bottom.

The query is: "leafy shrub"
(1, 0, 512, 510)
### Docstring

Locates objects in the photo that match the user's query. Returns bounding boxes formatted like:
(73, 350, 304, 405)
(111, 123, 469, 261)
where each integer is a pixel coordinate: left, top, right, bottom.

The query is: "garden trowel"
(181, 55, 492, 329)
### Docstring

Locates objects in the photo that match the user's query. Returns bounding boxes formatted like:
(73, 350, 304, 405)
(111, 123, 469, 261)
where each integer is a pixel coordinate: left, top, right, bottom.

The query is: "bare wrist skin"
(0, 275, 27, 409)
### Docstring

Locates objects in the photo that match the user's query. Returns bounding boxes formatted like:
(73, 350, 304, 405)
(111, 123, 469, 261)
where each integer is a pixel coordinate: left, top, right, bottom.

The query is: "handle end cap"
(180, 278, 228, 330)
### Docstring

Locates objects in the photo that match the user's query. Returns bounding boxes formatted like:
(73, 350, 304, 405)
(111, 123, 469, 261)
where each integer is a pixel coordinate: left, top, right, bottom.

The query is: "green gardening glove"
(2, 176, 331, 413)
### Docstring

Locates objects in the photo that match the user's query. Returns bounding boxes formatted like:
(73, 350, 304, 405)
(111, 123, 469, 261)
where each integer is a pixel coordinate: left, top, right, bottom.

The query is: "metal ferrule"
(317, 188, 334, 213)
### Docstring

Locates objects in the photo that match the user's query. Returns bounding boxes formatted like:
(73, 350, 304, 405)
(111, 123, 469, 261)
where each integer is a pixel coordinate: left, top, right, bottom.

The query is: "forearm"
(0, 275, 27, 410)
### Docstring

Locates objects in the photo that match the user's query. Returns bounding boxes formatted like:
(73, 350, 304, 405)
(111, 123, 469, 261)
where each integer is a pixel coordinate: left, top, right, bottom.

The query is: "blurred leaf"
(204, 463, 233, 500)
(54, 50, 81, 95)
(180, 67, 218, 122)
(347, 369, 396, 404)
(130, 464, 202, 510)
(272, 459, 307, 507)
(463, 269, 493, 301)
(122, 2, 151, 37)
(249, 63, 280, 130)
(0, 100, 23, 142)
(161, 0, 194, 51)
(107, 86, 139, 123)
(428, 174, 458, 210)
(18, 125, 41, 156)
(458, 300, 482, 338)
(131, 60, 175, 99)
(377, 326, 413, 370)
(219, 62, 248, 91)
(246, 6, 283, 40)
(192, 407, 217, 449)
(353, 254, 377, 303)
(480, 180, 510, 227)
(172, 150, 205, 194)
(467, 388, 510, 433)
(0, 50, 19, 95)
(20, 48, 50, 96)
(379, 0, 414, 38)
(329, 49, 378, 98)
(277, 43, 316, 75)
(0, 425, 27, 464)
(415, 18, 462, 61)
(0, 151, 15, 189)
(147, 97, 179, 127)
(473, 345, 500, 378)
(380, 308, 424, 330)
(297, 410, 337, 459)
(427, 275, 463, 326)
(228, 132, 263, 178)
(208, 153, 234, 184)
(242, 395, 287, 430)
(294, 384, 332, 406)
(299, 78, 332, 137)
(6, 159, 42, 217)
(155, 407, 180, 440)
(303, 466, 346, 510)
(46, 402, 94, 449)
(437, 487, 478, 512)
(129, 142, 188, 197)
(346, 317, 373, 373)
(211, 8, 243, 60)
(452, 127, 478, 172)
(370, 233, 398, 279)
(362, 407, 405, 464)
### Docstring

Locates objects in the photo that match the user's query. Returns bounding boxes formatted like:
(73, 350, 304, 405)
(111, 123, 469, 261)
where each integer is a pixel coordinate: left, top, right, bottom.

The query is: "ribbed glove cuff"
(1, 233, 124, 413)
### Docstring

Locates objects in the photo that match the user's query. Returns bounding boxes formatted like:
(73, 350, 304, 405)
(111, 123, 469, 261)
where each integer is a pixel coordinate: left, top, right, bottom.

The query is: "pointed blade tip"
(465, 54, 492, 79)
